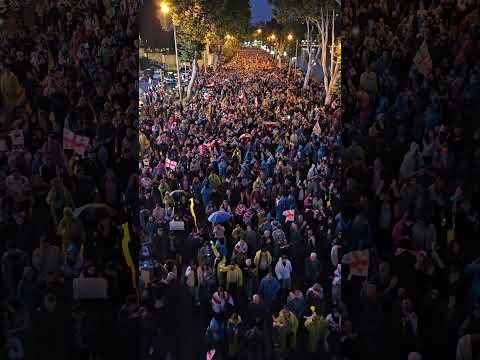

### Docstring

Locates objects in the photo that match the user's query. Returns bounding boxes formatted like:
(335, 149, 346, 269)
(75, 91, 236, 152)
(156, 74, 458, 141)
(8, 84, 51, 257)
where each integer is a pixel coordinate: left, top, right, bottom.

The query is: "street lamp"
(270, 34, 276, 40)
(287, 33, 293, 41)
(159, 1, 182, 102)
(159, 1, 169, 14)
(257, 28, 262, 34)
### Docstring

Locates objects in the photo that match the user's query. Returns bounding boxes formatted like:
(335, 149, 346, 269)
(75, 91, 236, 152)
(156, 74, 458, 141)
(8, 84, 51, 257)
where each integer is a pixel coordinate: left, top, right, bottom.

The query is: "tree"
(269, 0, 340, 104)
(170, 0, 209, 100)
(201, 0, 251, 71)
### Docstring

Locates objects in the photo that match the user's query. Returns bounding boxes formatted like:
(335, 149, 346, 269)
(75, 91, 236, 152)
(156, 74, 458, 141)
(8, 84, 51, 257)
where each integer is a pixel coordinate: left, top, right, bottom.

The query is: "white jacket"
(275, 259, 293, 280)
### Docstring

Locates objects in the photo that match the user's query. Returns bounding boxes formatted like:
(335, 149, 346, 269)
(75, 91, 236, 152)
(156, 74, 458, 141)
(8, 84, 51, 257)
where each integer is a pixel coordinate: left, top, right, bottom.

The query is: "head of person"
(63, 207, 74, 220)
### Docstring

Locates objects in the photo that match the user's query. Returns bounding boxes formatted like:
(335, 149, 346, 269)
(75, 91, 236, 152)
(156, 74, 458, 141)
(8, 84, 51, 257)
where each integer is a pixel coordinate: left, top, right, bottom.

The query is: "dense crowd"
(343, 1, 480, 359)
(139, 49, 345, 360)
(0, 1, 140, 359)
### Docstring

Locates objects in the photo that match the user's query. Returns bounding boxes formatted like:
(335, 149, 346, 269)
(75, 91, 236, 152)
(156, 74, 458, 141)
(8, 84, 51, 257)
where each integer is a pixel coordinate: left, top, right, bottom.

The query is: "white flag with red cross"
(313, 121, 321, 137)
(283, 209, 295, 222)
(63, 128, 89, 156)
(206, 349, 216, 360)
(413, 41, 432, 77)
(165, 158, 177, 170)
(341, 249, 370, 279)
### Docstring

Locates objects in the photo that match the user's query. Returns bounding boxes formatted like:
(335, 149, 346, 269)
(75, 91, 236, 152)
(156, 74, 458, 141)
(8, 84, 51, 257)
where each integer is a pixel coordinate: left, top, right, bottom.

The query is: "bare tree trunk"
(303, 56, 312, 90)
(204, 43, 210, 73)
(186, 51, 197, 100)
(213, 53, 219, 70)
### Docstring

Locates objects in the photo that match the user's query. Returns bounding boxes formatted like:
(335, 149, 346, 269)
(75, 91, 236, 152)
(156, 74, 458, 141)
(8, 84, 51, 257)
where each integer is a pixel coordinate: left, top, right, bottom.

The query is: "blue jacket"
(201, 186, 213, 207)
(258, 276, 280, 306)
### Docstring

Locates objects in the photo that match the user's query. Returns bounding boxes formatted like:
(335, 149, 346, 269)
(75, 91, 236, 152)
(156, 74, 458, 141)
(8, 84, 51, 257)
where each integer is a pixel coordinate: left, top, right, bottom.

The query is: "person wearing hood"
(258, 273, 280, 310)
(400, 142, 423, 180)
(273, 308, 299, 355)
(306, 283, 325, 314)
(286, 290, 306, 319)
(304, 307, 329, 355)
(254, 247, 273, 279)
(226, 312, 245, 358)
(220, 260, 243, 294)
(305, 252, 321, 286)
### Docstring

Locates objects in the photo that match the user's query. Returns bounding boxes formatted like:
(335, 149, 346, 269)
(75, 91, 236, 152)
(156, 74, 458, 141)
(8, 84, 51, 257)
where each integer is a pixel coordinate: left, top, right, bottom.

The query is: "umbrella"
(208, 211, 231, 224)
(73, 203, 117, 218)
(170, 190, 187, 197)
(73, 203, 117, 227)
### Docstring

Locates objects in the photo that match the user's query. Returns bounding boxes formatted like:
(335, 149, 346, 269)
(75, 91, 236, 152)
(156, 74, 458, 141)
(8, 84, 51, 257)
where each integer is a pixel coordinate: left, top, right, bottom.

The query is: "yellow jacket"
(254, 250, 272, 270)
(220, 264, 243, 289)
(0, 71, 25, 110)
(216, 256, 227, 286)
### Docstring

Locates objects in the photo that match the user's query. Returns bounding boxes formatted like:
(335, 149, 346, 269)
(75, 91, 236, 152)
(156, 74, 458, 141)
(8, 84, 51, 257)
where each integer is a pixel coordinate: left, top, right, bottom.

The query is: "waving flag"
(206, 349, 216, 360)
(413, 41, 432, 77)
(165, 158, 177, 170)
(283, 209, 295, 222)
(190, 198, 198, 230)
(341, 249, 369, 279)
(121, 223, 137, 289)
(63, 128, 89, 155)
(313, 121, 322, 136)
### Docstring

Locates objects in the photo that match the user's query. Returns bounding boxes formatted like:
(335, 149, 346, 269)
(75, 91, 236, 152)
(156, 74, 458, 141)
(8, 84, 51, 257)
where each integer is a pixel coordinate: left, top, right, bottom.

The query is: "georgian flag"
(413, 41, 432, 77)
(165, 158, 177, 170)
(341, 249, 369, 279)
(283, 209, 295, 222)
(206, 349, 216, 360)
(63, 128, 89, 156)
(313, 121, 321, 137)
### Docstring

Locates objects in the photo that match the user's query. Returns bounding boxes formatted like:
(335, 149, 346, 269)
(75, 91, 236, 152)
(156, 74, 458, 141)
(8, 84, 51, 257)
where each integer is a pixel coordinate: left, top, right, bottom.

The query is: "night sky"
(140, 0, 273, 48)
(250, 0, 272, 24)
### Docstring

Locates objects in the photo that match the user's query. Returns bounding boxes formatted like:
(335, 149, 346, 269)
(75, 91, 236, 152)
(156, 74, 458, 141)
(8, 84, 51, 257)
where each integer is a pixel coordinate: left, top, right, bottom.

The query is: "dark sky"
(140, 0, 174, 49)
(140, 0, 273, 47)
(250, 0, 272, 24)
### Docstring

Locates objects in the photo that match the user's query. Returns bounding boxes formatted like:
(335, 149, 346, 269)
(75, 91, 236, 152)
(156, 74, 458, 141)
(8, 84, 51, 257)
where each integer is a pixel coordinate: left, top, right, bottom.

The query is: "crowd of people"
(343, 1, 480, 359)
(0, 1, 140, 359)
(138, 48, 346, 360)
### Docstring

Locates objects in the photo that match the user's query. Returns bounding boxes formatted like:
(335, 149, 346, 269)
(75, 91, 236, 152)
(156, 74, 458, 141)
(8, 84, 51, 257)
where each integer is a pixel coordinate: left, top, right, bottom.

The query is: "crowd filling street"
(139, 49, 343, 360)
(1, 0, 480, 360)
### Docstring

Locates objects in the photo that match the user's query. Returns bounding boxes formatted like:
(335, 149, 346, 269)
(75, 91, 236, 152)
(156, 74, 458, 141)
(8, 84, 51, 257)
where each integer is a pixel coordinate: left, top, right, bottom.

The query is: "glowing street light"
(257, 28, 262, 34)
(270, 34, 276, 40)
(157, 1, 181, 102)
(159, 1, 170, 14)
(287, 33, 293, 41)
